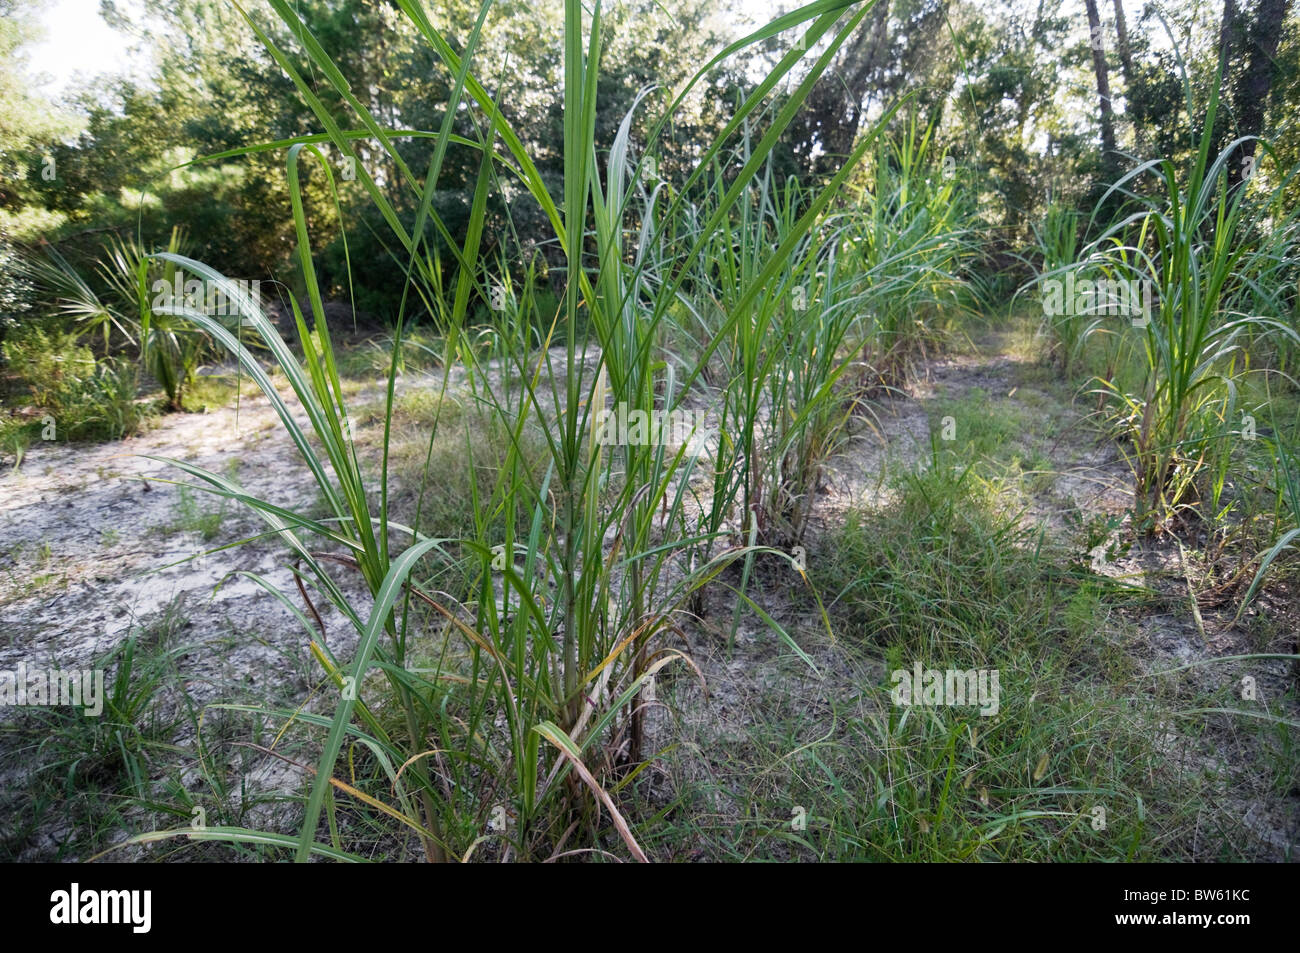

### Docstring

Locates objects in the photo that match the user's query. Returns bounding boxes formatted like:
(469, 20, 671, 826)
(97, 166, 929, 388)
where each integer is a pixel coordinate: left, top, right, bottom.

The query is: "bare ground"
(1, 333, 1297, 861)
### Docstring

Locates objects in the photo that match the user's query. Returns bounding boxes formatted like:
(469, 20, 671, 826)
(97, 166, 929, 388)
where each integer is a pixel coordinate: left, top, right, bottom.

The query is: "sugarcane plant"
(143, 0, 898, 862)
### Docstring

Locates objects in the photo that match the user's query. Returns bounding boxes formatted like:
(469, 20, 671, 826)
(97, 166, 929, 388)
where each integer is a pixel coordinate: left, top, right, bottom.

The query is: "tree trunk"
(1111, 0, 1134, 85)
(799, 0, 892, 178)
(1084, 0, 1119, 181)
(1228, 0, 1293, 191)
(1111, 0, 1143, 153)
(826, 0, 892, 173)
(1218, 0, 1241, 65)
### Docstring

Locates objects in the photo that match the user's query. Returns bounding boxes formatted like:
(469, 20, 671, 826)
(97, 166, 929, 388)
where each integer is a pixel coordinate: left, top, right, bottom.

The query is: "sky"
(25, 0, 143, 98)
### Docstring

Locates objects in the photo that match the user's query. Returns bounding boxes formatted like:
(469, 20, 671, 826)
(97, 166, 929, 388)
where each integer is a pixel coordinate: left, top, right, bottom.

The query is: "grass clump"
(0, 603, 191, 861)
(165, 484, 230, 542)
(819, 442, 1129, 677)
(648, 445, 1249, 861)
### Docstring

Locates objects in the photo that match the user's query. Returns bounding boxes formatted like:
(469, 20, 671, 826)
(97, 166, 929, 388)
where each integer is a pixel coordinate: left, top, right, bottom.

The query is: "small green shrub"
(2, 325, 149, 440)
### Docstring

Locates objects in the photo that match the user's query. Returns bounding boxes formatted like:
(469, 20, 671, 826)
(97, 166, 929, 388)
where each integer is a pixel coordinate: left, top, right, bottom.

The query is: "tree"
(782, 0, 952, 181)
(1228, 0, 1293, 190)
(0, 0, 78, 217)
(1083, 0, 1119, 185)
(786, 0, 892, 178)
(0, 0, 80, 341)
(945, 0, 1077, 248)
(1112, 0, 1135, 87)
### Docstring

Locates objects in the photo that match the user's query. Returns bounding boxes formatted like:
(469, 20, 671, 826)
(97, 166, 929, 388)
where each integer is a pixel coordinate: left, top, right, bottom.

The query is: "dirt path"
(0, 379, 373, 703)
(669, 330, 1300, 860)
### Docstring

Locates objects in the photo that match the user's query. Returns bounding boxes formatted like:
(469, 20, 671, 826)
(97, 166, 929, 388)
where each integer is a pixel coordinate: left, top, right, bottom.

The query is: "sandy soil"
(1, 335, 1296, 861)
